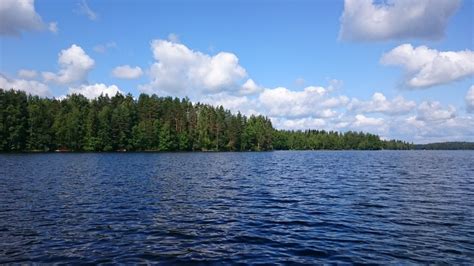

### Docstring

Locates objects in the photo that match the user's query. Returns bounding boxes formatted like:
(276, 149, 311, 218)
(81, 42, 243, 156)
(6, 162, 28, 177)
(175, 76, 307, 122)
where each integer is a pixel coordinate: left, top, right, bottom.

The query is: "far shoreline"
(2, 148, 474, 154)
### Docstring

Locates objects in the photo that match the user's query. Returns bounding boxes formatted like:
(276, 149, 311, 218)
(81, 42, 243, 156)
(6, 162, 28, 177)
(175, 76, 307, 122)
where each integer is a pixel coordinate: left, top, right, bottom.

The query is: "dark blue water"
(1, 151, 473, 264)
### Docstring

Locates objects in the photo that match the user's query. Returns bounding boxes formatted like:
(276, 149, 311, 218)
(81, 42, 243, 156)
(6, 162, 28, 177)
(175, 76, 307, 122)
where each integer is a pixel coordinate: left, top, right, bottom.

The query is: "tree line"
(273, 130, 411, 150)
(0, 89, 412, 152)
(414, 142, 474, 150)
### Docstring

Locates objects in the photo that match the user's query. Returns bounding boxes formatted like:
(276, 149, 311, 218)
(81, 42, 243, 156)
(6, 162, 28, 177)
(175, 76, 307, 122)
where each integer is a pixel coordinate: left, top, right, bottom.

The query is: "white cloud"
(416, 101, 456, 122)
(18, 35, 464, 143)
(339, 0, 460, 41)
(48, 22, 58, 34)
(0, 74, 51, 96)
(349, 92, 416, 115)
(249, 82, 474, 142)
(258, 86, 343, 118)
(112, 65, 143, 79)
(267, 96, 474, 142)
(239, 79, 262, 95)
(68, 83, 123, 99)
(200, 92, 259, 116)
(466, 85, 474, 113)
(400, 115, 474, 143)
(270, 112, 388, 136)
(381, 44, 474, 88)
(17, 69, 38, 79)
(272, 117, 327, 130)
(140, 39, 247, 97)
(76, 0, 98, 21)
(0, 0, 55, 36)
(353, 114, 384, 127)
(320, 96, 350, 109)
(341, 114, 389, 137)
(42, 44, 95, 85)
(93, 42, 117, 53)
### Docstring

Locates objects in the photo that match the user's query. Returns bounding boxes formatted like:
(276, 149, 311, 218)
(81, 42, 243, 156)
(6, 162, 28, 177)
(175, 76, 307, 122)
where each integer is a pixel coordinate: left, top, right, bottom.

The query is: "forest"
(0, 89, 412, 152)
(414, 142, 474, 150)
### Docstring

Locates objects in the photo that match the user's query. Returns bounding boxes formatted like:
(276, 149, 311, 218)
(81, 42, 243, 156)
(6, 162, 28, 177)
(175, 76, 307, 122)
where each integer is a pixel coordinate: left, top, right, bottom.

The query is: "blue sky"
(1, 0, 473, 143)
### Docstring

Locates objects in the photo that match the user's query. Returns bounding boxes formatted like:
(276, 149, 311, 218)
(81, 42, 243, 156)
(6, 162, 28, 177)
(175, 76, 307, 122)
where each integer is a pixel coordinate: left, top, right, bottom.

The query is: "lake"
(1, 151, 473, 264)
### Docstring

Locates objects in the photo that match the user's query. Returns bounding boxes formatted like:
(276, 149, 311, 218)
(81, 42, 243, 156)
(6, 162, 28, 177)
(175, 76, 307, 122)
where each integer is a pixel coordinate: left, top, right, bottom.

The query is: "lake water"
(1, 151, 473, 264)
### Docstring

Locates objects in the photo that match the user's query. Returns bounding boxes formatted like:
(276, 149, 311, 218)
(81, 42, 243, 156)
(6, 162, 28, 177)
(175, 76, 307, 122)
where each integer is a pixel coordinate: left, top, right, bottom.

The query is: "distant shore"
(2, 144, 474, 154)
(413, 142, 474, 150)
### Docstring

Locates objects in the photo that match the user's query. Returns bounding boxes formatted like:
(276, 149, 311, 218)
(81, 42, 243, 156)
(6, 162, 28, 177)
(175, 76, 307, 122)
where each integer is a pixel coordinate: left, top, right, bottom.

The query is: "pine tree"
(159, 121, 173, 151)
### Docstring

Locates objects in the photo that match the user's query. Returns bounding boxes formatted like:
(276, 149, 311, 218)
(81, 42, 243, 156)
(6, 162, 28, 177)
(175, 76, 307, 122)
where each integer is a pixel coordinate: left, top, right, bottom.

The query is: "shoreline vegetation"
(414, 142, 474, 150)
(1, 88, 469, 153)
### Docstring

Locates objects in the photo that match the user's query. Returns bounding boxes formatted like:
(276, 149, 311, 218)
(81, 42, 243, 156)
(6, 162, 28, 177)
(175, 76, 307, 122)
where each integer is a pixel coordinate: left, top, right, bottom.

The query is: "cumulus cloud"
(140, 39, 247, 97)
(271, 117, 327, 130)
(259, 86, 347, 118)
(381, 44, 474, 88)
(17, 69, 38, 79)
(353, 114, 384, 127)
(262, 90, 474, 142)
(0, 0, 56, 36)
(0, 74, 51, 96)
(247, 82, 474, 142)
(339, 0, 460, 41)
(416, 101, 456, 122)
(349, 92, 416, 115)
(270, 113, 389, 138)
(200, 92, 260, 116)
(401, 115, 474, 143)
(68, 83, 123, 99)
(340, 114, 389, 138)
(466, 86, 474, 113)
(239, 79, 262, 95)
(18, 36, 466, 142)
(42, 44, 95, 85)
(112, 65, 143, 79)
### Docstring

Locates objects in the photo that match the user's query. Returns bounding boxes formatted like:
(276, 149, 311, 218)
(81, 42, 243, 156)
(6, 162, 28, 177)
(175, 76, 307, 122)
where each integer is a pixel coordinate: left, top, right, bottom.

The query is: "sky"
(0, 0, 473, 143)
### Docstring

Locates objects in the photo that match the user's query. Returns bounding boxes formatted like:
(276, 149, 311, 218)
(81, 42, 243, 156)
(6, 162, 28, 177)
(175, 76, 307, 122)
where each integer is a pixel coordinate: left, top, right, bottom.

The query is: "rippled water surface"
(1, 151, 474, 264)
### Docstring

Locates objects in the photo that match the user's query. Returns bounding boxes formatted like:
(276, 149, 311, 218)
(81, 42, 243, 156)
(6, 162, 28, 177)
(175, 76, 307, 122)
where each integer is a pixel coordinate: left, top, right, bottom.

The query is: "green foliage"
(26, 95, 54, 151)
(242, 115, 273, 151)
(131, 121, 148, 150)
(271, 130, 407, 150)
(158, 121, 173, 151)
(0, 90, 28, 151)
(0, 89, 413, 152)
